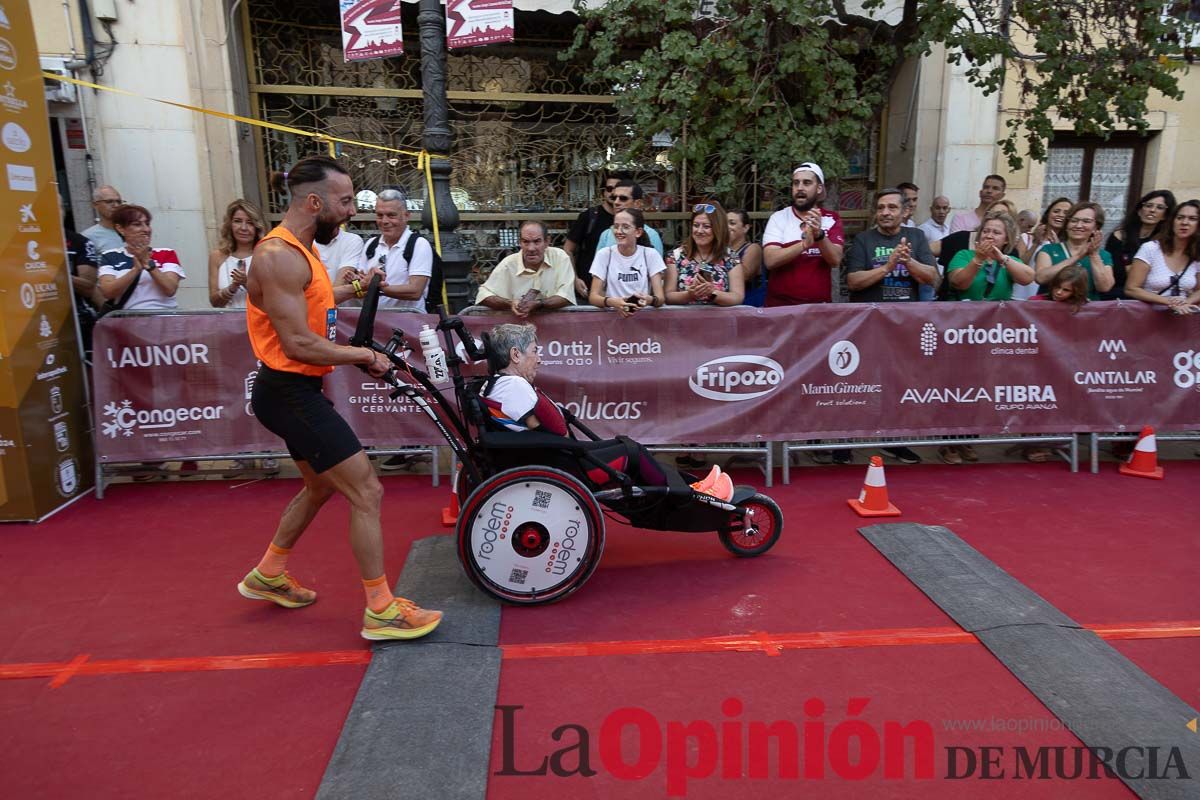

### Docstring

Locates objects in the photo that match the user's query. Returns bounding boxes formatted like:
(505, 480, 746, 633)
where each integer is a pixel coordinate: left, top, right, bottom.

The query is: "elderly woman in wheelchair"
(480, 323, 733, 501)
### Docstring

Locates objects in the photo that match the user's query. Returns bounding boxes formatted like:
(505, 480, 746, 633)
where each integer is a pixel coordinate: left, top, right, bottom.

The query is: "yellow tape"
(42, 71, 445, 159)
(48, 70, 455, 309)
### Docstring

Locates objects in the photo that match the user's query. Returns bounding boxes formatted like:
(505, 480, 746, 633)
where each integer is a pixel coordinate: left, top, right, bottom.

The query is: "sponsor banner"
(447, 0, 514, 49)
(0, 0, 93, 520)
(340, 0, 404, 62)
(91, 303, 1200, 463)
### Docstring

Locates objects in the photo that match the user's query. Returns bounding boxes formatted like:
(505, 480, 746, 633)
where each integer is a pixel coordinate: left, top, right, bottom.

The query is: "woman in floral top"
(665, 203, 746, 305)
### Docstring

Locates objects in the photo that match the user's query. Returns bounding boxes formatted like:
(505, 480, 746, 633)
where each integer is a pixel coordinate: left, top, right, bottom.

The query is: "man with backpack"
(361, 188, 434, 311)
(360, 188, 445, 471)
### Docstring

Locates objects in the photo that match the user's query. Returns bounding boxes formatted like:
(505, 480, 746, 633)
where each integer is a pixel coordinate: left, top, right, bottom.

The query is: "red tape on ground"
(2, 621, 1196, 685)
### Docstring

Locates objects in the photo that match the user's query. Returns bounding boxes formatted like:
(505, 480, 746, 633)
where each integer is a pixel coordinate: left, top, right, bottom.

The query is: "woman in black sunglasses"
(209, 198, 266, 309)
(664, 202, 746, 306)
(1125, 199, 1200, 314)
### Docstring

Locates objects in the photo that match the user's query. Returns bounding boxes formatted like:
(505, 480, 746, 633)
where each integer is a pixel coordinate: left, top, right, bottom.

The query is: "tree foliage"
(566, 0, 1198, 191)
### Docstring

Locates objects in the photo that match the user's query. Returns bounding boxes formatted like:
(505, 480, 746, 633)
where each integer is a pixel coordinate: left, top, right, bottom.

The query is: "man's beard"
(314, 214, 341, 245)
(792, 195, 817, 213)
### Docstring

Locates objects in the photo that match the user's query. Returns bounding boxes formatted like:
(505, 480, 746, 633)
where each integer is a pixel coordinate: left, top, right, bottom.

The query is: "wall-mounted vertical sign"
(340, 0, 404, 62)
(447, 0, 514, 49)
(0, 0, 94, 521)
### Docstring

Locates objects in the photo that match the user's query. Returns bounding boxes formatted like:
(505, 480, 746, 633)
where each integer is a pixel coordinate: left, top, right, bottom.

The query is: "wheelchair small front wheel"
(718, 493, 782, 557)
(457, 466, 605, 604)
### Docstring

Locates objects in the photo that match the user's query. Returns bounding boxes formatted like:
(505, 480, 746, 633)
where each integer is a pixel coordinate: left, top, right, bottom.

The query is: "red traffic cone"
(848, 455, 901, 517)
(1119, 426, 1164, 479)
(441, 467, 462, 527)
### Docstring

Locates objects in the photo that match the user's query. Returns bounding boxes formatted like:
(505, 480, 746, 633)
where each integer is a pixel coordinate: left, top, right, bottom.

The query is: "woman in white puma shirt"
(588, 208, 666, 316)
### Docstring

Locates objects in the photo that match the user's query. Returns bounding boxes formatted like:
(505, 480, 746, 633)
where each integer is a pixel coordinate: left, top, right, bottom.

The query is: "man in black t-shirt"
(563, 172, 626, 300)
(845, 188, 938, 303)
(841, 188, 940, 465)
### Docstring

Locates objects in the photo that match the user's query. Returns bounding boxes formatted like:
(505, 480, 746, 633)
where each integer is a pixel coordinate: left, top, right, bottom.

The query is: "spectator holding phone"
(1034, 201, 1115, 300)
(209, 199, 265, 309)
(588, 208, 666, 316)
(665, 203, 745, 306)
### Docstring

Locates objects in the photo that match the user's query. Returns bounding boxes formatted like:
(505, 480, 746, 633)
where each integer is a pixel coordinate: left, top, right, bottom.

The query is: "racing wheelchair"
(350, 277, 783, 605)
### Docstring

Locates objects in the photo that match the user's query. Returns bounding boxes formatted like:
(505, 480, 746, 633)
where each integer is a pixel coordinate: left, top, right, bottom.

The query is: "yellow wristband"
(351, 278, 364, 299)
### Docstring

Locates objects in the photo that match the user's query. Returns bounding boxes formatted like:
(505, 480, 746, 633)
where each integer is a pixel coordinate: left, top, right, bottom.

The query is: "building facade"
(32, 0, 1199, 309)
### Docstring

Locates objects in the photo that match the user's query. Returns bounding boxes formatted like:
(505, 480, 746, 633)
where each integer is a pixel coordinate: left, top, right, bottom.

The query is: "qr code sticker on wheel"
(509, 567, 528, 585)
(532, 489, 552, 509)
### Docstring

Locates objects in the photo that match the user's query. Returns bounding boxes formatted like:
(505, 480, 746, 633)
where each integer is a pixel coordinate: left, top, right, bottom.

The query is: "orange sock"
(363, 575, 395, 612)
(256, 543, 290, 578)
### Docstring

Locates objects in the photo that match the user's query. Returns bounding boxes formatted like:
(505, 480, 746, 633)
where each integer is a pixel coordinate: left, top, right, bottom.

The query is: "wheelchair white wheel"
(456, 466, 605, 604)
(718, 493, 782, 557)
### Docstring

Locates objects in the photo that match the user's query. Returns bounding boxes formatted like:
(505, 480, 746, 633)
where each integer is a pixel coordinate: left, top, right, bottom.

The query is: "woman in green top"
(1033, 201, 1115, 299)
(946, 211, 1034, 300)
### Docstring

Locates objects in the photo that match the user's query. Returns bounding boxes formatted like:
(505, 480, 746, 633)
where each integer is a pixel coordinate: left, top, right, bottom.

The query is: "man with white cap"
(762, 162, 844, 305)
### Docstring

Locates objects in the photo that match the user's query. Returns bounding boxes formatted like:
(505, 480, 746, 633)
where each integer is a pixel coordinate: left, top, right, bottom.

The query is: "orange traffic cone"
(1119, 426, 1164, 480)
(848, 455, 901, 517)
(441, 467, 462, 527)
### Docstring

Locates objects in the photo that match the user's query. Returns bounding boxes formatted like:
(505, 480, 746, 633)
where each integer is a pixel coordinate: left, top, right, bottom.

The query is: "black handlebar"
(434, 305, 484, 361)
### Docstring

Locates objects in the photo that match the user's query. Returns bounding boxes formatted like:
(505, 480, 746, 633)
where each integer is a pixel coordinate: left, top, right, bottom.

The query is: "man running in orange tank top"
(236, 155, 442, 641)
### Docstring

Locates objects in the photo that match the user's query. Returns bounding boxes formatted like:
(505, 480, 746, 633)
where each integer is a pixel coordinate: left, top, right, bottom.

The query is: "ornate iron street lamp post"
(417, 0, 473, 310)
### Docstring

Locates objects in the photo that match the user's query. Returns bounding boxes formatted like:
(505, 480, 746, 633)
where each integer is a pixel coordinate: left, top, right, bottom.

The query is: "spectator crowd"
(69, 161, 1200, 471)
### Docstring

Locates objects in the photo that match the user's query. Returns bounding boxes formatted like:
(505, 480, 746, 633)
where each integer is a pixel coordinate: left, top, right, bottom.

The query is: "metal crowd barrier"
(782, 434, 1080, 484)
(1088, 431, 1200, 474)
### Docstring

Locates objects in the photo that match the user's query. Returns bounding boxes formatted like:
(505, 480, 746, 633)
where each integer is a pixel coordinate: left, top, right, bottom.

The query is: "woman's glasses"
(693, 203, 717, 214)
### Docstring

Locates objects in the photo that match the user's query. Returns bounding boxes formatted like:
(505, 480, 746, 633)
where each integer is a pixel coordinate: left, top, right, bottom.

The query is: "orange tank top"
(246, 225, 336, 377)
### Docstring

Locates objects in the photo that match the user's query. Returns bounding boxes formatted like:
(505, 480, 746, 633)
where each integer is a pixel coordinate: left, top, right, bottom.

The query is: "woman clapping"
(1034, 201, 1115, 299)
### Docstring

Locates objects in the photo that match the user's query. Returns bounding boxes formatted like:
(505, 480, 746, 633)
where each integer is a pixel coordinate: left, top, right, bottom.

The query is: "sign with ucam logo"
(101, 399, 224, 440)
(919, 321, 1039, 357)
(689, 355, 784, 402)
(901, 385, 1058, 410)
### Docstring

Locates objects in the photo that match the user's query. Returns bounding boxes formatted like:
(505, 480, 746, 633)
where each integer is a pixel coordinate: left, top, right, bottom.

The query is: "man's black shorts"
(251, 365, 362, 474)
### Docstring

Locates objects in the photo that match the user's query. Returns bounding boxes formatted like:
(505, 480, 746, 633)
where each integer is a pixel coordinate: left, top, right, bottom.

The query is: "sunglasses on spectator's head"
(693, 203, 716, 214)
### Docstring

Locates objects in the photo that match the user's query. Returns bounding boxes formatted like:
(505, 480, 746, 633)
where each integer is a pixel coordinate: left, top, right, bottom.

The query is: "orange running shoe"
(691, 465, 734, 502)
(237, 568, 317, 608)
(361, 597, 444, 641)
